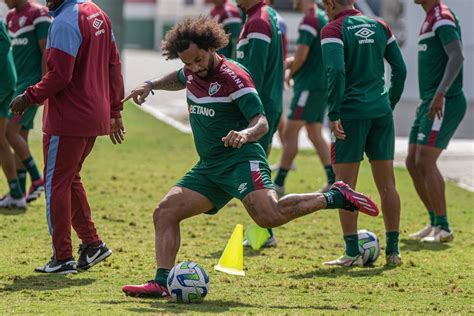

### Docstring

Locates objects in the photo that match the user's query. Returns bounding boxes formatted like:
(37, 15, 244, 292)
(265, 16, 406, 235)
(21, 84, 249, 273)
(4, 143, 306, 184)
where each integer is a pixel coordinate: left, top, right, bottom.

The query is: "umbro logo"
(355, 27, 375, 44)
(417, 133, 426, 141)
(92, 18, 103, 30)
(238, 182, 248, 194)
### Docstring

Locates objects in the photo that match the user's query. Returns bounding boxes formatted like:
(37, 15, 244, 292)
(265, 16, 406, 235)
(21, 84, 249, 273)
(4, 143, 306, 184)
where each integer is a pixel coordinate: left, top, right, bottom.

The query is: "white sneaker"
(0, 194, 26, 209)
(323, 254, 363, 267)
(274, 184, 285, 197)
(421, 226, 454, 243)
(243, 236, 277, 248)
(409, 225, 433, 240)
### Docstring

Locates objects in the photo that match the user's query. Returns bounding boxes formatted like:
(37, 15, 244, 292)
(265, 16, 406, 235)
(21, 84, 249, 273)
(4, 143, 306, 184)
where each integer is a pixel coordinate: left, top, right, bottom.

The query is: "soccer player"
(236, 0, 284, 247)
(0, 14, 25, 209)
(321, 0, 407, 266)
(210, 0, 242, 59)
(121, 16, 380, 298)
(274, 0, 334, 197)
(0, 0, 51, 207)
(407, 0, 465, 243)
(10, 0, 125, 274)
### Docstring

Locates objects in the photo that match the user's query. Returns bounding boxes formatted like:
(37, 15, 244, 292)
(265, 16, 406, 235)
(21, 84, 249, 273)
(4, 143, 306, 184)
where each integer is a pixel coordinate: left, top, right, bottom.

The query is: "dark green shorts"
(258, 111, 281, 154)
(409, 93, 467, 149)
(8, 105, 39, 130)
(331, 114, 395, 164)
(176, 157, 274, 214)
(288, 89, 327, 123)
(8, 85, 39, 130)
(0, 90, 14, 119)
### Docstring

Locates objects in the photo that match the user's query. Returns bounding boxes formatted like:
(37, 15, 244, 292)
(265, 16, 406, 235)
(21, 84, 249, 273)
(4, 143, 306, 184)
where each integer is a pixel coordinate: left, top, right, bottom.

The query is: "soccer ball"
(358, 229, 380, 265)
(167, 261, 210, 303)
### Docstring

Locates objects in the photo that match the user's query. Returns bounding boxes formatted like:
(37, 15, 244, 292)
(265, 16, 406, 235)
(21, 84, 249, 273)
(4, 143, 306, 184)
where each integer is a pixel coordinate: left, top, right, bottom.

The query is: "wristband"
(145, 80, 155, 95)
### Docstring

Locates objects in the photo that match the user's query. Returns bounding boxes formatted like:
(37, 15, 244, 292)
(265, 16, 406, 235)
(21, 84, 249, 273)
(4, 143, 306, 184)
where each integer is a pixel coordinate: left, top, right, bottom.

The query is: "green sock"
(434, 215, 451, 232)
(267, 228, 273, 238)
(154, 268, 170, 287)
(8, 179, 23, 199)
(274, 168, 289, 187)
(324, 165, 335, 184)
(344, 234, 360, 257)
(22, 156, 41, 182)
(428, 210, 435, 226)
(323, 190, 345, 209)
(385, 231, 400, 256)
(17, 169, 27, 194)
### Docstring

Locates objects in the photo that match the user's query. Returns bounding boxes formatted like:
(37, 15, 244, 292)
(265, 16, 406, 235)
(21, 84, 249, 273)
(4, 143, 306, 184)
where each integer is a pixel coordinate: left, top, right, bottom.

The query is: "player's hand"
(9, 94, 31, 116)
(330, 120, 346, 140)
(284, 56, 294, 70)
(122, 83, 152, 105)
(110, 118, 126, 145)
(428, 92, 444, 120)
(284, 70, 293, 89)
(222, 130, 249, 149)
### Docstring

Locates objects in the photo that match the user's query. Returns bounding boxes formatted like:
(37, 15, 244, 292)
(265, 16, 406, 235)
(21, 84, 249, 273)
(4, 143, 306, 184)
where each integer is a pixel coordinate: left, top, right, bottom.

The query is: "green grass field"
(0, 105, 473, 314)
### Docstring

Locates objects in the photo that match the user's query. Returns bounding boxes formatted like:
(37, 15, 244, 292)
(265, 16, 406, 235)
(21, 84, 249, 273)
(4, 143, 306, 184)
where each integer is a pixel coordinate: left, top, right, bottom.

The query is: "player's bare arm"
(222, 114, 269, 148)
(286, 44, 310, 86)
(122, 70, 186, 105)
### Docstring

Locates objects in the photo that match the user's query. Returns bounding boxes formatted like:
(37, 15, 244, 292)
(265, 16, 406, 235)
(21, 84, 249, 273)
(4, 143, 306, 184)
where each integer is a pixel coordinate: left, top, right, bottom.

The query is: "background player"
(209, 0, 242, 59)
(0, 13, 24, 208)
(407, 0, 465, 243)
(274, 0, 334, 197)
(1, 0, 51, 206)
(236, 0, 284, 247)
(321, 0, 407, 266)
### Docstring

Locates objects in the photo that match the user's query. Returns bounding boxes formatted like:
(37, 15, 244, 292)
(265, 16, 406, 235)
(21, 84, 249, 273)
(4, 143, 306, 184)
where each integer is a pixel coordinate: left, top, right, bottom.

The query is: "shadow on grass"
(400, 239, 450, 252)
(290, 265, 390, 280)
(101, 298, 340, 313)
(0, 208, 26, 216)
(1, 274, 95, 292)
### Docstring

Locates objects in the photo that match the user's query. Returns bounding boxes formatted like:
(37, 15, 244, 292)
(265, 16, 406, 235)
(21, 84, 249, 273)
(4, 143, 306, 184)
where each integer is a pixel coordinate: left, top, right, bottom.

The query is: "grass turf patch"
(0, 104, 473, 314)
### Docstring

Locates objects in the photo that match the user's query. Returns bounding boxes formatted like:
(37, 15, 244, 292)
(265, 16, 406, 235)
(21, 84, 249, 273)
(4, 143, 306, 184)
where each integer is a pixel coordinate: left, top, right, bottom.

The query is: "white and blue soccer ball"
(358, 230, 381, 265)
(167, 261, 210, 303)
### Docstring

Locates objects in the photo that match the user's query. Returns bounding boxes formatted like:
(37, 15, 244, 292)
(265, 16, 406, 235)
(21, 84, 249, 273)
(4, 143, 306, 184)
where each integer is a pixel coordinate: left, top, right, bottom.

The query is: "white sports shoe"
(243, 235, 277, 248)
(409, 225, 433, 240)
(421, 226, 454, 243)
(323, 254, 363, 267)
(0, 194, 26, 209)
(274, 184, 285, 197)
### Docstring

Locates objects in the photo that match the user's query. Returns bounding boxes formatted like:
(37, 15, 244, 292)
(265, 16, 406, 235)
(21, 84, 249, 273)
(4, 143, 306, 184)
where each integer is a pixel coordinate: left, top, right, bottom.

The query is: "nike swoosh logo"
(44, 264, 63, 273)
(86, 250, 101, 264)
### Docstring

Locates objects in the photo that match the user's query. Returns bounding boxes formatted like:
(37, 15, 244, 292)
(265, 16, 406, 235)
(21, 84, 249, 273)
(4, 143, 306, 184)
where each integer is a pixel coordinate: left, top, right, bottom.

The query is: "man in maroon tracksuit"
(10, 0, 125, 274)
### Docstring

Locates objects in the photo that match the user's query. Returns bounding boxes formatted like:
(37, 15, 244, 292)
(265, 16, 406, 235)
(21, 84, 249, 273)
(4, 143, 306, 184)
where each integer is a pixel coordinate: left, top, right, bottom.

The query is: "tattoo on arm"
(151, 71, 186, 91)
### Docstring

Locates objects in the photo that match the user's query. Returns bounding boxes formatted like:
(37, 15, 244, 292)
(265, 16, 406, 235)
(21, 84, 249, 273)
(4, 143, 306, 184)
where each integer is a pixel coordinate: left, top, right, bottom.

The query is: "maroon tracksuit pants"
(43, 134, 100, 260)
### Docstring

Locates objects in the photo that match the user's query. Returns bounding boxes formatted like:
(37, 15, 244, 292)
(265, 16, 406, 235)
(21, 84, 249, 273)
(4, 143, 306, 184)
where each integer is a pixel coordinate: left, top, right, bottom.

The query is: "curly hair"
(161, 16, 229, 60)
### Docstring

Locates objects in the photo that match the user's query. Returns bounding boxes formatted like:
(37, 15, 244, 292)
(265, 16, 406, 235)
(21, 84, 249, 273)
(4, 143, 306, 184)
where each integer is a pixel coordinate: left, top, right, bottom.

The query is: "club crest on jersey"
(19, 16, 27, 27)
(209, 82, 221, 96)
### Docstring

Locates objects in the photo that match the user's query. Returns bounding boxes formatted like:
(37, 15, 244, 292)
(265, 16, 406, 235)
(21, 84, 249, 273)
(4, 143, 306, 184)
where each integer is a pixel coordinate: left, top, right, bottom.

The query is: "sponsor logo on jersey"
(355, 27, 375, 44)
(418, 44, 428, 52)
(238, 182, 248, 194)
(11, 37, 28, 46)
(209, 82, 221, 96)
(417, 133, 426, 141)
(92, 18, 105, 36)
(220, 64, 245, 88)
(19, 16, 27, 28)
(237, 51, 244, 59)
(189, 105, 216, 117)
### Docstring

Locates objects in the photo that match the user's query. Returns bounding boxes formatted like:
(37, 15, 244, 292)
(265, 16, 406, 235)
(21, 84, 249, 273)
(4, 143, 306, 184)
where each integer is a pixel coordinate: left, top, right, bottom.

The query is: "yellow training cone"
(214, 224, 245, 276)
(245, 224, 270, 251)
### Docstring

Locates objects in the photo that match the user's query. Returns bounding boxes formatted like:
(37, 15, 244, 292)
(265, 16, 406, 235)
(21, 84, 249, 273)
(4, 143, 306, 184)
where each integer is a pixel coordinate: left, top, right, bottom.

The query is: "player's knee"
(253, 216, 278, 229)
(153, 203, 178, 225)
(414, 157, 429, 175)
